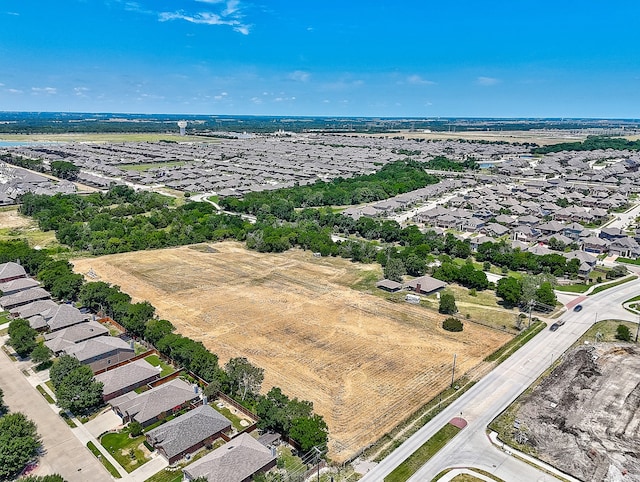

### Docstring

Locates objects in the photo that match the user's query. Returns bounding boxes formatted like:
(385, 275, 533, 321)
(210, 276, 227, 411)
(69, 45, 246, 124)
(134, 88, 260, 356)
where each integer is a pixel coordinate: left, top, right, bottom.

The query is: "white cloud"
(31, 87, 57, 95)
(476, 76, 500, 86)
(0, 83, 4, 87)
(7, 88, 22, 94)
(251, 96, 263, 104)
(407, 74, 435, 85)
(288, 70, 310, 82)
(160, 1, 250, 34)
(4, 11, 19, 16)
(74, 87, 90, 97)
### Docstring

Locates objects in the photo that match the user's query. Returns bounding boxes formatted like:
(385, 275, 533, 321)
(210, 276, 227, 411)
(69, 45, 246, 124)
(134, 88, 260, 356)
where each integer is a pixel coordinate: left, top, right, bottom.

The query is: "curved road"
(361, 280, 640, 482)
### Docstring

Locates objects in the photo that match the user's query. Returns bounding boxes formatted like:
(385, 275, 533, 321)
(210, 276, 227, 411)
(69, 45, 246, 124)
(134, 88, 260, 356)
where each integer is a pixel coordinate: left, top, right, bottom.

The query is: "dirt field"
(495, 343, 640, 481)
(0, 207, 58, 248)
(72, 242, 510, 461)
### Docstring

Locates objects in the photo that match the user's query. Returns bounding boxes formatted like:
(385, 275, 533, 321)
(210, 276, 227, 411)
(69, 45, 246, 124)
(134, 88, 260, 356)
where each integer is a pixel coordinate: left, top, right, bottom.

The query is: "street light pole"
(451, 353, 457, 387)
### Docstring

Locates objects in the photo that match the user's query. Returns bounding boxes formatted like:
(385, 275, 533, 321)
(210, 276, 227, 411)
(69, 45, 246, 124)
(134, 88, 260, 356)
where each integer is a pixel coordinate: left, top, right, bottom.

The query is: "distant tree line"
(532, 136, 640, 154)
(424, 155, 479, 171)
(0, 154, 80, 181)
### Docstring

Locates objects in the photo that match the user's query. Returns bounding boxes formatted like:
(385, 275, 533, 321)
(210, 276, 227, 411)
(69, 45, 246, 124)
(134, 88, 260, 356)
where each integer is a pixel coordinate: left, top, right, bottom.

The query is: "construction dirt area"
(72, 242, 510, 462)
(498, 343, 640, 482)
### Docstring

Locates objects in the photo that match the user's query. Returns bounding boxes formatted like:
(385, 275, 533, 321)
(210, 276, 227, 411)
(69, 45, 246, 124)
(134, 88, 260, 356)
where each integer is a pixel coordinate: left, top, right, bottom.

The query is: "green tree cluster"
(0, 412, 41, 480)
(432, 260, 489, 290)
(424, 155, 479, 171)
(49, 356, 103, 414)
(439, 292, 457, 314)
(442, 317, 464, 332)
(7, 318, 37, 358)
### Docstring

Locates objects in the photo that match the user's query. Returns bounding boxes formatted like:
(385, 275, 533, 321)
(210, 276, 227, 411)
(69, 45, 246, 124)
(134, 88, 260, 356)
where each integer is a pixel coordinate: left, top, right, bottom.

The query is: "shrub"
(442, 317, 464, 332)
(129, 421, 143, 437)
(616, 324, 631, 342)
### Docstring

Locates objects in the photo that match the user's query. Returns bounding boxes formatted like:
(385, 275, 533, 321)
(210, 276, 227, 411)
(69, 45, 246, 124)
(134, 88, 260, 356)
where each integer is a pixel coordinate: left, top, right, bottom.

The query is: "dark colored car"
(549, 323, 560, 331)
(573, 304, 583, 312)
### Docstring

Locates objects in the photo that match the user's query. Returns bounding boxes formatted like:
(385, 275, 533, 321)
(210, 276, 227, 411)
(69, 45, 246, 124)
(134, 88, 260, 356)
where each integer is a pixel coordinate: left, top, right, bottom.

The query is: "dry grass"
(71, 242, 510, 462)
(0, 207, 58, 248)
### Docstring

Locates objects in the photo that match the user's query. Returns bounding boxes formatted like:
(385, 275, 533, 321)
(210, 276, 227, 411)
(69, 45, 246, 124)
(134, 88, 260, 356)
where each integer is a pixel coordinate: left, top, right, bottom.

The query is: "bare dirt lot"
(496, 343, 640, 482)
(72, 242, 510, 461)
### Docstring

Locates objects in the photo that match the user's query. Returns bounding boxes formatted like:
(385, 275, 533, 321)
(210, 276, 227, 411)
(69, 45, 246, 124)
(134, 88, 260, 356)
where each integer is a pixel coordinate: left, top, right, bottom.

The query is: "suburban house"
(47, 304, 90, 332)
(44, 320, 109, 355)
(0, 261, 27, 283)
(10, 299, 57, 319)
(582, 236, 610, 254)
(0, 278, 40, 296)
(63, 336, 135, 372)
(182, 432, 277, 482)
(0, 287, 51, 310)
(110, 378, 199, 427)
(95, 358, 162, 401)
(404, 275, 446, 295)
(609, 237, 640, 258)
(146, 405, 232, 464)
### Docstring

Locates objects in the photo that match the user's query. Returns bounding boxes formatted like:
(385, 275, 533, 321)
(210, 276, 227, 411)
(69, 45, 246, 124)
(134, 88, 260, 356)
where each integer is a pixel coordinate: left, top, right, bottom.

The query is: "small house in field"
(376, 279, 403, 292)
(404, 276, 447, 295)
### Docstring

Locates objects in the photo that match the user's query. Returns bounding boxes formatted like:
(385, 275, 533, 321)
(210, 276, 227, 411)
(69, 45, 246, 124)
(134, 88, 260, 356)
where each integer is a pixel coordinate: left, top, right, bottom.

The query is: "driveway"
(0, 336, 112, 482)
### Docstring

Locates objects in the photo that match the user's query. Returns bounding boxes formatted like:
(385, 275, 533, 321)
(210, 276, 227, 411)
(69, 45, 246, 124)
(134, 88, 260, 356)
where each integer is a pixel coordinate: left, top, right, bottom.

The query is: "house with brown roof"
(404, 275, 446, 295)
(0, 278, 40, 296)
(44, 320, 109, 355)
(183, 432, 277, 482)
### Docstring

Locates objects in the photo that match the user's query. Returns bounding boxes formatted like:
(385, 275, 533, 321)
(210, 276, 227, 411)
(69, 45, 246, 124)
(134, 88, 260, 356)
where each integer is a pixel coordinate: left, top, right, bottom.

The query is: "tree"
(0, 412, 41, 480)
(535, 282, 557, 308)
(144, 319, 175, 346)
(30, 343, 52, 366)
(383, 257, 406, 283)
(442, 317, 464, 332)
(616, 324, 631, 342)
(203, 379, 222, 399)
(49, 355, 83, 390)
(128, 421, 143, 437)
(0, 387, 4, 414)
(225, 357, 264, 401)
(56, 365, 103, 414)
(289, 414, 328, 452)
(439, 292, 457, 315)
(496, 277, 522, 307)
(50, 160, 80, 180)
(7, 318, 37, 358)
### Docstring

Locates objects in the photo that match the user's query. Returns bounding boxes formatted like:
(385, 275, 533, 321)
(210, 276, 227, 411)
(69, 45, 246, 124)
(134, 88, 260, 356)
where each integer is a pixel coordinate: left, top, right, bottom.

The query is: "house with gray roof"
(146, 404, 232, 464)
(0, 278, 40, 296)
(47, 304, 89, 332)
(64, 336, 134, 372)
(183, 432, 277, 482)
(110, 378, 199, 427)
(44, 320, 109, 355)
(95, 358, 161, 401)
(0, 287, 51, 310)
(0, 261, 27, 283)
(10, 299, 58, 320)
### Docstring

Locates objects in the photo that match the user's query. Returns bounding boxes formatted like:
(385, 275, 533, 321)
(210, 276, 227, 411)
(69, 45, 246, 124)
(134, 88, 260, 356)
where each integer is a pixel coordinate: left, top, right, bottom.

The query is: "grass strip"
(433, 468, 505, 482)
(555, 284, 589, 293)
(60, 411, 77, 428)
(87, 441, 121, 479)
(617, 257, 640, 266)
(384, 423, 461, 482)
(484, 321, 545, 363)
(589, 275, 638, 296)
(36, 384, 55, 404)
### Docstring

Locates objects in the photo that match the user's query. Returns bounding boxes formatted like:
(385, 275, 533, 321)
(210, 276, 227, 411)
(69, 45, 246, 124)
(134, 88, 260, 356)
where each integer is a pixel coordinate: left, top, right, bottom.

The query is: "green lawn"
(617, 257, 640, 266)
(87, 441, 121, 478)
(589, 275, 638, 295)
(384, 424, 461, 482)
(101, 427, 149, 473)
(580, 320, 638, 344)
(144, 354, 176, 377)
(144, 469, 183, 482)
(555, 283, 589, 293)
(36, 385, 55, 404)
(0, 311, 11, 325)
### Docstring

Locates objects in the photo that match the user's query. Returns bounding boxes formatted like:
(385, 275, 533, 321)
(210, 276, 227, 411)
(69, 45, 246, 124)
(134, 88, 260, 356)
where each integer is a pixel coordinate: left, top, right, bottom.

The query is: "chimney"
(416, 283, 422, 294)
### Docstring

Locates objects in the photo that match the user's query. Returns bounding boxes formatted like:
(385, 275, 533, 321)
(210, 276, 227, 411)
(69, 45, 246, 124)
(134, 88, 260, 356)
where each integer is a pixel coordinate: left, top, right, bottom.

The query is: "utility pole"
(451, 353, 457, 387)
(636, 316, 639, 343)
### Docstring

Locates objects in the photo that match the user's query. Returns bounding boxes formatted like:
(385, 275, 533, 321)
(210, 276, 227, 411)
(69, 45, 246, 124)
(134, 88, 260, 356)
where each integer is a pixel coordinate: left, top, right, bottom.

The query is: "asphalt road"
(361, 279, 640, 482)
(0, 336, 112, 482)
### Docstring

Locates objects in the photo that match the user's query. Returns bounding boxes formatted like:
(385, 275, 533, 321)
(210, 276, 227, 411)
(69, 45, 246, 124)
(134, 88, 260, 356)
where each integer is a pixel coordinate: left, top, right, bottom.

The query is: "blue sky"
(1, 0, 639, 117)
